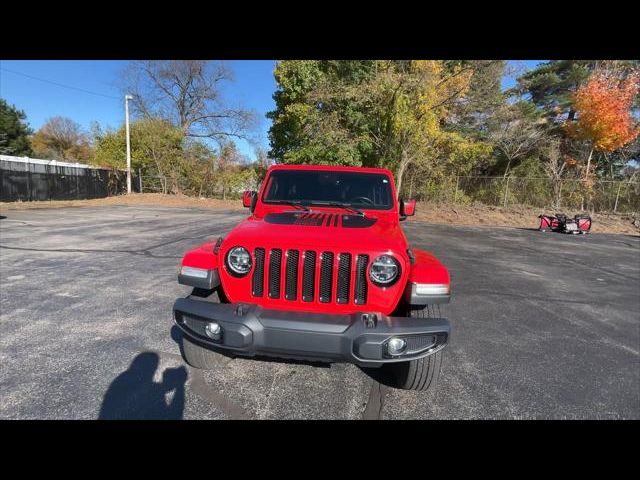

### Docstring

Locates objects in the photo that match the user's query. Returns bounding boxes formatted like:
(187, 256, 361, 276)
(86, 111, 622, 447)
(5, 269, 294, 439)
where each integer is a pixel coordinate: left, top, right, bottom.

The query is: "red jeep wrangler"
(173, 165, 451, 391)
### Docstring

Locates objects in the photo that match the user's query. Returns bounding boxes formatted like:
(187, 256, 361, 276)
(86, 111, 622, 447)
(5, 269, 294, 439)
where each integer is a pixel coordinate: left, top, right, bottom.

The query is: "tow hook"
(362, 313, 378, 328)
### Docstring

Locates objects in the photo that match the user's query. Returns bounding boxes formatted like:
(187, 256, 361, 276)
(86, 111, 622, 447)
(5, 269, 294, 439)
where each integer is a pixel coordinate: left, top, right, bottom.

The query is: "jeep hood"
(223, 211, 408, 252)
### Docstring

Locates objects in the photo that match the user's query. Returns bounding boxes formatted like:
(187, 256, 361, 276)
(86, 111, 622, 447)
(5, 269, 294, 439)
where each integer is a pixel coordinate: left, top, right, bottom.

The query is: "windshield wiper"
(268, 200, 311, 212)
(311, 201, 365, 216)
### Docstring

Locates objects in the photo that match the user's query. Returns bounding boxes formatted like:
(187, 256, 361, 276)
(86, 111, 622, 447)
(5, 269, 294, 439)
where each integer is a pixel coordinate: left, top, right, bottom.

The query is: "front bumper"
(173, 298, 450, 367)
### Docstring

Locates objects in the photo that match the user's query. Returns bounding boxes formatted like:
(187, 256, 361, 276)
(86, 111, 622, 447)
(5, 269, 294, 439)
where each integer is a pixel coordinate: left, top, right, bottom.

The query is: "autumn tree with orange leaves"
(566, 72, 640, 180)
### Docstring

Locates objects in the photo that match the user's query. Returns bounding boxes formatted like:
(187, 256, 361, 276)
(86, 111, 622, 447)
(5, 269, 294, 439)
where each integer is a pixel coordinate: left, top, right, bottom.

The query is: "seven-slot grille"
(251, 248, 370, 305)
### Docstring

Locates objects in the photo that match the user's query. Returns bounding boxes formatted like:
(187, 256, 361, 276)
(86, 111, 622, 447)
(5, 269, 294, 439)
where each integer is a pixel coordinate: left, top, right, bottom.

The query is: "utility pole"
(125, 94, 133, 194)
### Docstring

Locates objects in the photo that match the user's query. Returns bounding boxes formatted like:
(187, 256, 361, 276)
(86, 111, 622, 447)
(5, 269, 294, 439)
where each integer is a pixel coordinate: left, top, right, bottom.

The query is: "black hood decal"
(264, 212, 377, 228)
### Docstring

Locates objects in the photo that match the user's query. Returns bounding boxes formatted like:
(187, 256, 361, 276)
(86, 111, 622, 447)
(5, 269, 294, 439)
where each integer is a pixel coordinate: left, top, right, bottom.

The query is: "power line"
(0, 66, 120, 100)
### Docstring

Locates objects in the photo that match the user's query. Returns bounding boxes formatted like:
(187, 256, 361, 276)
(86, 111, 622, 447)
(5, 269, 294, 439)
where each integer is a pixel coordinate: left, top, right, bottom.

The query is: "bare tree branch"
(120, 60, 257, 143)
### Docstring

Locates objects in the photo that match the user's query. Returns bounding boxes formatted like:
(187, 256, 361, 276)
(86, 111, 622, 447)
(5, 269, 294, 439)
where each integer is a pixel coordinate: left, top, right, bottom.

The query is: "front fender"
(405, 248, 450, 305)
(181, 241, 220, 270)
(178, 241, 221, 290)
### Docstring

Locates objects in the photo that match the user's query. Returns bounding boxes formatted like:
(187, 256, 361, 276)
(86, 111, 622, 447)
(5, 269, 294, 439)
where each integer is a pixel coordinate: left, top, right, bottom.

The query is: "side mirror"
(399, 199, 416, 220)
(242, 190, 257, 210)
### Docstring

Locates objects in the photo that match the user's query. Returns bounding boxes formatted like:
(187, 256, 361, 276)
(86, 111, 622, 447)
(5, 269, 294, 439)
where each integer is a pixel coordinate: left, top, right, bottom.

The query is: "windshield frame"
(260, 169, 395, 211)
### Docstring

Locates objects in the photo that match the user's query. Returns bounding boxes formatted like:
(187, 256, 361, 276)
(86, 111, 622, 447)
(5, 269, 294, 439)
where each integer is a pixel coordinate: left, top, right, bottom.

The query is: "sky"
(0, 60, 543, 161)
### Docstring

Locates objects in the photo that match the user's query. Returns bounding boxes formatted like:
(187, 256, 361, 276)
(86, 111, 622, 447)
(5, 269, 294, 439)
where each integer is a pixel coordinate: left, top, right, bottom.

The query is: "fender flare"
(405, 248, 451, 305)
(179, 240, 221, 290)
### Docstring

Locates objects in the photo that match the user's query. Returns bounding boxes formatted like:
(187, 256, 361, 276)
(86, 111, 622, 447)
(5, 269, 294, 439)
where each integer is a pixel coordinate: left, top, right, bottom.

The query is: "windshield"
(262, 170, 394, 210)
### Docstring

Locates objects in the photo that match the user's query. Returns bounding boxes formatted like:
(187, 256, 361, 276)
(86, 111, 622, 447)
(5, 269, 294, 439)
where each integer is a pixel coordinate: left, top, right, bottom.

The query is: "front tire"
(182, 335, 231, 369)
(386, 305, 445, 391)
(179, 287, 233, 369)
(189, 287, 228, 303)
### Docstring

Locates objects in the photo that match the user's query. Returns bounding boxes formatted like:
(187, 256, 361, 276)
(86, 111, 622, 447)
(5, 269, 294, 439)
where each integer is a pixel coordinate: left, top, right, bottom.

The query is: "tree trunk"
(395, 150, 411, 199)
(554, 179, 562, 209)
(584, 147, 594, 180)
(503, 157, 513, 179)
(582, 147, 594, 212)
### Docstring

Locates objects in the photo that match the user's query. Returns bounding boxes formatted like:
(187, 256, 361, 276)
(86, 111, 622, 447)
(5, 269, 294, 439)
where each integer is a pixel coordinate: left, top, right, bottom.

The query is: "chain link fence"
(138, 175, 251, 200)
(410, 176, 640, 214)
(135, 172, 640, 214)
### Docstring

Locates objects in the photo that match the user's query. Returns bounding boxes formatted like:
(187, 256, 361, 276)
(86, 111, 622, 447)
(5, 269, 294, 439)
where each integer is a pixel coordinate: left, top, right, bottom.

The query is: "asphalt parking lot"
(1, 205, 638, 419)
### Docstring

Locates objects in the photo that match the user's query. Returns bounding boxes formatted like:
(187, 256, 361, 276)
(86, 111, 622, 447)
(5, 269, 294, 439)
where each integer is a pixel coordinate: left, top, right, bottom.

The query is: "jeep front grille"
(268, 248, 282, 299)
(354, 254, 369, 305)
(251, 248, 369, 305)
(319, 251, 334, 303)
(285, 249, 299, 300)
(302, 250, 316, 302)
(336, 253, 351, 304)
(251, 248, 265, 297)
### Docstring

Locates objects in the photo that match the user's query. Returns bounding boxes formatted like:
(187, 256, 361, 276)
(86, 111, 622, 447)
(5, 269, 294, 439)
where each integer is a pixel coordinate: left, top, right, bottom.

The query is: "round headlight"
(227, 246, 252, 276)
(369, 255, 400, 286)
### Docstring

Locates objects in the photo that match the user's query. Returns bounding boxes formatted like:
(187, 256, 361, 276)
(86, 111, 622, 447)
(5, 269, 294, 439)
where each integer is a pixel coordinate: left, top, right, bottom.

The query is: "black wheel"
(180, 287, 233, 369)
(386, 305, 445, 391)
(182, 336, 232, 369)
(189, 287, 228, 303)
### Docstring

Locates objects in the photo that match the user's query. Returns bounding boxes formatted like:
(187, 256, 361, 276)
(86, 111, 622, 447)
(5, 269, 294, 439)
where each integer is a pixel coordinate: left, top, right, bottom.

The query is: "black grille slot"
(252, 248, 265, 297)
(336, 253, 351, 304)
(302, 251, 316, 302)
(256, 247, 368, 306)
(354, 254, 369, 305)
(405, 335, 436, 354)
(285, 249, 299, 300)
(182, 315, 207, 339)
(319, 251, 334, 303)
(268, 248, 282, 299)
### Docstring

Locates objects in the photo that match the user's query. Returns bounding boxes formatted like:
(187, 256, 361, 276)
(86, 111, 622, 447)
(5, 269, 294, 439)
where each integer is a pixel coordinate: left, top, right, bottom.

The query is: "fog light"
(387, 337, 407, 356)
(204, 322, 221, 340)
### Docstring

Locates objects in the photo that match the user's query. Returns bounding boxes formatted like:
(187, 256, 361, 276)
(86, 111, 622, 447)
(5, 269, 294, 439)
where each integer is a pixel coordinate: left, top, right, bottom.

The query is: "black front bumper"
(173, 298, 450, 367)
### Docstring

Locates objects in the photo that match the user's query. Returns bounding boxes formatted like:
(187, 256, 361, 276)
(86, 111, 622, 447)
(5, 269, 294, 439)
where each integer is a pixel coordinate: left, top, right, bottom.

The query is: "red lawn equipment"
(538, 213, 592, 234)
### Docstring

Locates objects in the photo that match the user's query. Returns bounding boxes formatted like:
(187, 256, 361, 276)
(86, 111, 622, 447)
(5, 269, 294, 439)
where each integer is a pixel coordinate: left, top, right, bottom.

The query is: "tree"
(31, 116, 93, 161)
(216, 142, 244, 200)
(181, 139, 216, 197)
(267, 60, 376, 166)
(252, 147, 272, 183)
(487, 101, 546, 177)
(542, 138, 577, 208)
(565, 71, 640, 179)
(447, 60, 507, 139)
(93, 118, 184, 192)
(510, 60, 639, 124)
(0, 99, 33, 156)
(121, 61, 257, 143)
(267, 60, 492, 195)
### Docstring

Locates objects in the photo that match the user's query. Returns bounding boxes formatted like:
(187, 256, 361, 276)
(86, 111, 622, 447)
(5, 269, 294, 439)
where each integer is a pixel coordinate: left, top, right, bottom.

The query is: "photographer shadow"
(99, 352, 187, 420)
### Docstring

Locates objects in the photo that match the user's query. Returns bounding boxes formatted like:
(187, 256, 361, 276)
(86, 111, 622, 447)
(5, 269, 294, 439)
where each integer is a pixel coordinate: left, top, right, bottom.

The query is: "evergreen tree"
(0, 99, 33, 156)
(509, 60, 639, 123)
